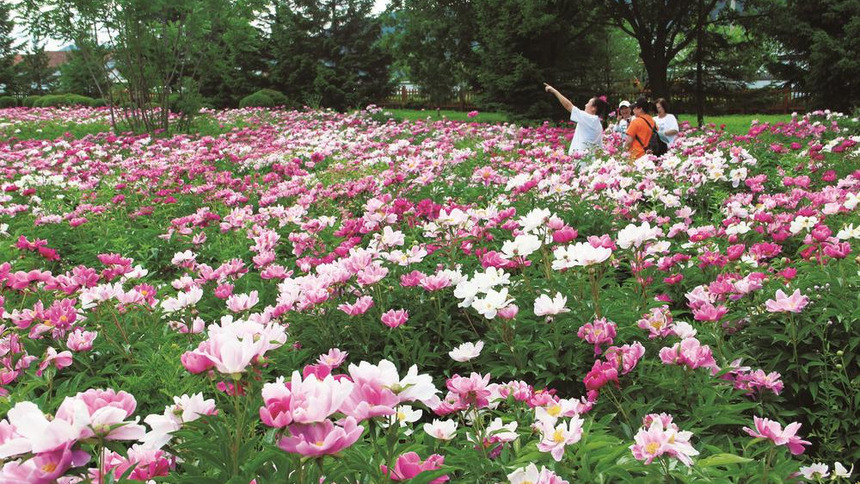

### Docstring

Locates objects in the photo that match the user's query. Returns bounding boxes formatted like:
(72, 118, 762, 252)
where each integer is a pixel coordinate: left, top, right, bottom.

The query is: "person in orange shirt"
(624, 97, 657, 160)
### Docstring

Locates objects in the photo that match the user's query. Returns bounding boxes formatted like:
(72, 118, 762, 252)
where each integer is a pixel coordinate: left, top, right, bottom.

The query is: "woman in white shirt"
(543, 83, 609, 158)
(654, 98, 679, 146)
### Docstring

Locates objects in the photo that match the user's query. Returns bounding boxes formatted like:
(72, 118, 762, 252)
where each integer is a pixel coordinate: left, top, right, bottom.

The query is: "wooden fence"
(378, 86, 811, 114)
(379, 87, 478, 111)
(670, 88, 810, 114)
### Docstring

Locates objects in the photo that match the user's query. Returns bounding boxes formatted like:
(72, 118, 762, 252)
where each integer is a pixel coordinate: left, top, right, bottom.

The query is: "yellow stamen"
(645, 442, 660, 455)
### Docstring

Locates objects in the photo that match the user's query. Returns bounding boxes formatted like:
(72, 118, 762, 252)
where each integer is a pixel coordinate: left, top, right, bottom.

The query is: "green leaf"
(696, 453, 754, 468)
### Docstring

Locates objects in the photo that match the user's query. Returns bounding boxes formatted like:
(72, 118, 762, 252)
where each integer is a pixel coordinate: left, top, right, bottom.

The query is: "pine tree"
(18, 43, 57, 95)
(385, 0, 479, 106)
(0, 3, 17, 95)
(473, 0, 606, 120)
(270, 0, 392, 110)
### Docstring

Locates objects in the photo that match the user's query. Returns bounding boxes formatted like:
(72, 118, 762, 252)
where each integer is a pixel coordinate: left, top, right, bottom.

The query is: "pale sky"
(11, 0, 392, 52)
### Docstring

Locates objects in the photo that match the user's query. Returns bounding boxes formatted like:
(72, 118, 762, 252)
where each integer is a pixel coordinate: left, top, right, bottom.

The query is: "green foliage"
(603, 0, 756, 101)
(0, 95, 16, 107)
(383, 0, 478, 105)
(22, 0, 266, 133)
(471, 0, 606, 121)
(762, 0, 860, 111)
(58, 45, 110, 98)
(33, 93, 96, 107)
(197, 6, 269, 108)
(269, 0, 393, 111)
(22, 95, 42, 107)
(0, 2, 15, 94)
(256, 89, 289, 107)
(13, 42, 58, 96)
(238, 91, 275, 108)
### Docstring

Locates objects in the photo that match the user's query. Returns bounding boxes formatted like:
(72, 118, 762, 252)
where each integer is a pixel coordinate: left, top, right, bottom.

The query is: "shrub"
(238, 92, 274, 109)
(22, 96, 42, 107)
(0, 96, 17, 108)
(256, 89, 289, 107)
(88, 98, 108, 107)
(34, 94, 97, 107)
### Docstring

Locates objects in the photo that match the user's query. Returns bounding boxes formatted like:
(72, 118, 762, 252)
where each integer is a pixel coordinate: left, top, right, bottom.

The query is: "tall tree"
(59, 45, 109, 97)
(198, 8, 267, 108)
(17, 43, 57, 95)
(473, 0, 606, 120)
(384, 0, 478, 106)
(0, 3, 16, 95)
(270, 0, 392, 110)
(762, 0, 860, 111)
(22, 0, 263, 132)
(603, 0, 722, 100)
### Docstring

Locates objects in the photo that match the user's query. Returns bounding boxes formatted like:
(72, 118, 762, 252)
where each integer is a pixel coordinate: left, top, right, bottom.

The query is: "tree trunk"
(695, 0, 705, 127)
(643, 55, 671, 101)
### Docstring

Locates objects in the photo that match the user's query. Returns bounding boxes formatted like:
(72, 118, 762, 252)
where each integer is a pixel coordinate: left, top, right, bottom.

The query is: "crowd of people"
(543, 83, 679, 163)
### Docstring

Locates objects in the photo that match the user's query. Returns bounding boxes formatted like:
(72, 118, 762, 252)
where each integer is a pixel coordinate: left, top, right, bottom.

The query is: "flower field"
(0, 105, 858, 483)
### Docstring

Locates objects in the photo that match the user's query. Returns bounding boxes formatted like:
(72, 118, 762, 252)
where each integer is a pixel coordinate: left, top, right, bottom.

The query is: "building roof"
(12, 50, 71, 69)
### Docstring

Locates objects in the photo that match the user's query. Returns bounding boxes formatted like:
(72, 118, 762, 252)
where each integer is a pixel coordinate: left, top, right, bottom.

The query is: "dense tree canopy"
(3, 0, 858, 122)
(383, 0, 478, 106)
(0, 3, 15, 95)
(269, 0, 392, 111)
(763, 0, 860, 111)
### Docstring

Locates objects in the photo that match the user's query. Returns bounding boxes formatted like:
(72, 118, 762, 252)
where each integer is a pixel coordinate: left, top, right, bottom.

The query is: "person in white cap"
(611, 100, 634, 133)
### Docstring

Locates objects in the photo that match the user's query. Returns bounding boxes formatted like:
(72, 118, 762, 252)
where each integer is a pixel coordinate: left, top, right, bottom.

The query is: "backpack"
(635, 118, 668, 156)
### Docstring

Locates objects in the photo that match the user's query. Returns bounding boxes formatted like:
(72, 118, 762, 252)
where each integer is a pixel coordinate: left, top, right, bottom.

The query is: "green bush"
(22, 96, 42, 107)
(88, 98, 108, 107)
(238, 92, 274, 109)
(256, 89, 289, 107)
(34, 94, 97, 107)
(0, 96, 17, 108)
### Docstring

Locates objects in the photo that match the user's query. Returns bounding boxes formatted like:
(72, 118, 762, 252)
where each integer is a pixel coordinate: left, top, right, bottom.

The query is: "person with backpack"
(624, 97, 666, 159)
(543, 83, 609, 161)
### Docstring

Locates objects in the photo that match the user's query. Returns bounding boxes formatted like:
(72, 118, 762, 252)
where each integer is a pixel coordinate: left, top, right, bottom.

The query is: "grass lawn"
(676, 113, 793, 135)
(0, 108, 796, 142)
(384, 109, 793, 135)
(382, 108, 510, 124)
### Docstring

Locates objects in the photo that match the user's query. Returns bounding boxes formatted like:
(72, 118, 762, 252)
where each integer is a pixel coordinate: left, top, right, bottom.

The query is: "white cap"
(618, 100, 631, 108)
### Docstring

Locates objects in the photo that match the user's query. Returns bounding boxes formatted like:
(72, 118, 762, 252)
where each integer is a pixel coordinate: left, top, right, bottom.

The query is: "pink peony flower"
(278, 417, 363, 457)
(36, 347, 73, 377)
(577, 318, 617, 355)
(226, 290, 259, 313)
(583, 360, 618, 392)
(446, 372, 492, 409)
(743, 416, 810, 455)
(317, 348, 349, 368)
(536, 416, 584, 462)
(381, 309, 409, 328)
(0, 443, 89, 483)
(507, 463, 569, 484)
(764, 289, 809, 313)
(604, 342, 645, 375)
(259, 371, 355, 428)
(630, 415, 699, 466)
(66, 328, 98, 351)
(637, 306, 674, 338)
(381, 452, 448, 482)
(338, 296, 375, 316)
(659, 337, 719, 374)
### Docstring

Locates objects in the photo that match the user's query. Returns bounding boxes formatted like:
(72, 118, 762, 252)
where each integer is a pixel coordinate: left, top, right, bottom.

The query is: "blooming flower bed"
(0, 106, 858, 482)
